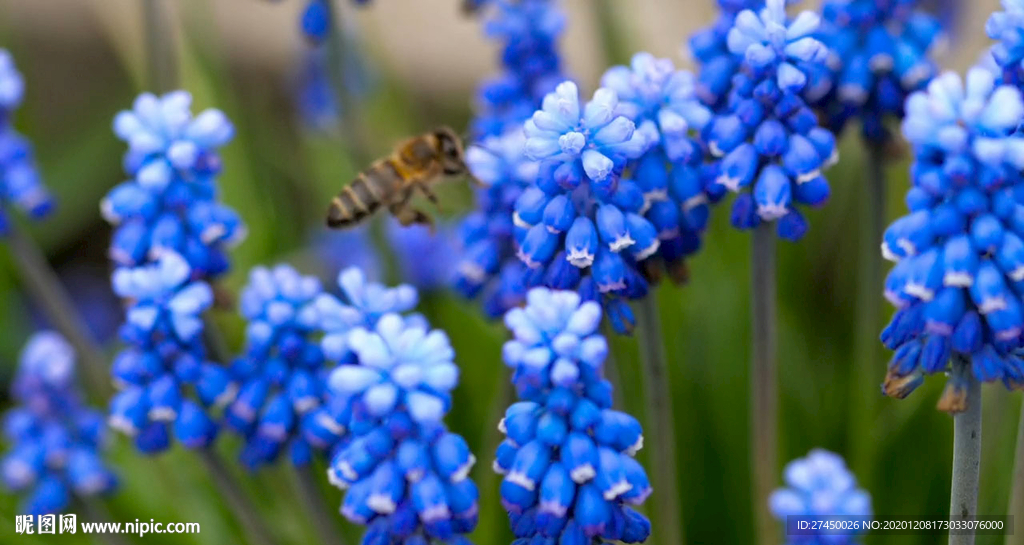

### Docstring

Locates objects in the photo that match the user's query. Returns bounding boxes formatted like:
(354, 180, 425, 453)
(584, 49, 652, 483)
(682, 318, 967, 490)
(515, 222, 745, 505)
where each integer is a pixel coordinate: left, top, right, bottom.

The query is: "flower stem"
(324, 0, 371, 166)
(751, 221, 778, 545)
(292, 464, 347, 545)
(197, 448, 278, 545)
(1007, 401, 1024, 545)
(850, 141, 886, 480)
(141, 0, 178, 93)
(635, 294, 684, 545)
(949, 354, 982, 545)
(5, 217, 108, 397)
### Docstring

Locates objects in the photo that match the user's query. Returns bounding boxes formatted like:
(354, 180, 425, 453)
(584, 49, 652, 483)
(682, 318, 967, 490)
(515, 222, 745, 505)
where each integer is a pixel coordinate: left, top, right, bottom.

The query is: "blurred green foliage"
(0, 3, 1020, 545)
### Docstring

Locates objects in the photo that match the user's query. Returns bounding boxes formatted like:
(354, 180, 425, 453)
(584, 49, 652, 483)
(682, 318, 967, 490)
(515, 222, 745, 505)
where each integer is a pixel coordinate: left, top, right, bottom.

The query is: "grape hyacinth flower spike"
(704, 0, 839, 240)
(1, 332, 117, 515)
(815, 0, 942, 141)
(599, 52, 716, 283)
(770, 449, 872, 545)
(226, 264, 341, 469)
(515, 80, 655, 333)
(103, 91, 244, 279)
(319, 268, 479, 544)
(881, 67, 1024, 411)
(0, 49, 50, 232)
(107, 252, 236, 453)
(496, 288, 652, 543)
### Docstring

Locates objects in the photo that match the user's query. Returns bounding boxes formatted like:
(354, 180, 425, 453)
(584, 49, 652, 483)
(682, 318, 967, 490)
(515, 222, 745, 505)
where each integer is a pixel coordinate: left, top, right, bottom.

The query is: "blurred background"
(0, 0, 1013, 544)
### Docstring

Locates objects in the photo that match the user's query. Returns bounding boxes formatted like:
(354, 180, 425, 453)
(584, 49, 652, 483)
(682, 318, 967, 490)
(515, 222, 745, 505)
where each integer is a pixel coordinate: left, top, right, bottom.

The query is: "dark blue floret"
(0, 50, 50, 234)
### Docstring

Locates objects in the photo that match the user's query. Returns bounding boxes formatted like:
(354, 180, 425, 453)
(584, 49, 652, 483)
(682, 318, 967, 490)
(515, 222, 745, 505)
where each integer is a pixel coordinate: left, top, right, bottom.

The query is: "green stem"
(850, 141, 886, 483)
(635, 295, 684, 545)
(324, 0, 371, 165)
(751, 222, 778, 545)
(197, 448, 278, 545)
(1007, 401, 1024, 545)
(949, 355, 982, 545)
(5, 217, 108, 397)
(292, 464, 346, 545)
(78, 498, 132, 545)
(141, 0, 178, 93)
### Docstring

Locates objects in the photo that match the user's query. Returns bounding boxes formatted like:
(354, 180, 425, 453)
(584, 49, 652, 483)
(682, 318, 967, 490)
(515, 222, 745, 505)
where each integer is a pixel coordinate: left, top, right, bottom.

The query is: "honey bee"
(326, 126, 476, 230)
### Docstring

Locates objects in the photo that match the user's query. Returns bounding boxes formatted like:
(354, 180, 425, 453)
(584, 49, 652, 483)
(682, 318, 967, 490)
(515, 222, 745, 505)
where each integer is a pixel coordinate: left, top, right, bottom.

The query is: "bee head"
(434, 126, 467, 175)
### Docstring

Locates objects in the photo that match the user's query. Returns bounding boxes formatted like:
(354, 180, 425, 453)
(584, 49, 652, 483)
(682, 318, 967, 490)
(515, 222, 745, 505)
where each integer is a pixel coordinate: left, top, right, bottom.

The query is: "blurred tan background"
(0, 0, 1001, 103)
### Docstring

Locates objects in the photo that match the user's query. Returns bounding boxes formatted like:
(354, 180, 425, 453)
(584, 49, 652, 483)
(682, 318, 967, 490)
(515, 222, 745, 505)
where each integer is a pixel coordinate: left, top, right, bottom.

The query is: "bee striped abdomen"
(325, 158, 403, 228)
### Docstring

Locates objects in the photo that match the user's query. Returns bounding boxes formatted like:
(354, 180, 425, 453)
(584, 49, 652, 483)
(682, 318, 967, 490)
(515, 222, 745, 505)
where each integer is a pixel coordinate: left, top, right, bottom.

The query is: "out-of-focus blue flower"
(456, 126, 543, 318)
(497, 288, 651, 543)
(2, 332, 117, 515)
(225, 264, 343, 469)
(815, 0, 942, 141)
(103, 91, 244, 279)
(386, 219, 458, 292)
(988, 0, 1024, 86)
(314, 225, 383, 285)
(880, 68, 1024, 410)
(472, 0, 566, 138)
(601, 52, 719, 284)
(0, 49, 50, 233)
(320, 268, 478, 544)
(107, 252, 236, 453)
(704, 0, 838, 241)
(770, 449, 871, 545)
(293, 16, 373, 133)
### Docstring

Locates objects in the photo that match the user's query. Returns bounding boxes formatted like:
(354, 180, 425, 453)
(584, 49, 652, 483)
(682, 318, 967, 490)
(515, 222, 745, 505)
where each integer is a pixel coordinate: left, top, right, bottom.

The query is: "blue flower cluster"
(0, 49, 50, 233)
(318, 268, 479, 544)
(704, 0, 839, 240)
(513, 81, 657, 333)
(690, 0, 795, 108)
(103, 91, 244, 280)
(2, 332, 117, 515)
(988, 0, 1024, 85)
(471, 0, 566, 139)
(455, 0, 566, 318)
(815, 0, 942, 141)
(880, 67, 1024, 410)
(496, 288, 652, 544)
(226, 264, 347, 469)
(770, 449, 871, 545)
(108, 252, 237, 452)
(600, 52, 717, 284)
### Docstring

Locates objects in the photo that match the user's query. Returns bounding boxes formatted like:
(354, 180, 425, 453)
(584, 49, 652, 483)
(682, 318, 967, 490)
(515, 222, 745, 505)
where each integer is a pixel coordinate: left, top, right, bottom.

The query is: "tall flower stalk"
(702, 2, 837, 542)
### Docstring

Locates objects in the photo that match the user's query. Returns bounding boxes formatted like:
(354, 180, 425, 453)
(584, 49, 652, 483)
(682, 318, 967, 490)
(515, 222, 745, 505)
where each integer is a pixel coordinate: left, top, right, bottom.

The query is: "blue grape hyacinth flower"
(226, 264, 346, 469)
(496, 288, 652, 543)
(2, 332, 117, 515)
(515, 80, 658, 332)
(770, 449, 872, 545)
(704, 0, 839, 241)
(320, 268, 478, 544)
(386, 219, 458, 292)
(600, 52, 719, 284)
(472, 0, 566, 139)
(0, 49, 50, 233)
(104, 91, 244, 279)
(456, 129, 541, 316)
(988, 0, 1024, 86)
(816, 0, 942, 141)
(107, 252, 237, 452)
(880, 67, 1024, 411)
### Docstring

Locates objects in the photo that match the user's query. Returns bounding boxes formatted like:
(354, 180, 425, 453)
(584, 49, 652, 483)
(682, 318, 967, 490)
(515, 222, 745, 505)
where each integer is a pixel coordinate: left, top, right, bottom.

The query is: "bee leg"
(416, 182, 443, 212)
(390, 202, 436, 232)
